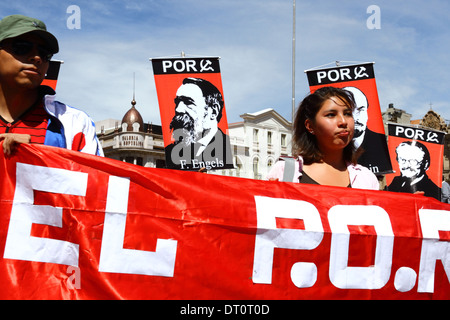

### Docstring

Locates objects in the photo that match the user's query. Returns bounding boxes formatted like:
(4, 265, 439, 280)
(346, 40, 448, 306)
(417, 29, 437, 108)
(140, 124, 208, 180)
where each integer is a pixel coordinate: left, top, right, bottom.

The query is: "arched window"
(253, 157, 260, 179)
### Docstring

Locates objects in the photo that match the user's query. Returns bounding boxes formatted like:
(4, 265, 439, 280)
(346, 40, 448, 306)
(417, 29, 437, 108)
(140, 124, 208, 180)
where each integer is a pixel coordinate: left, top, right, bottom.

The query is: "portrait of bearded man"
(165, 77, 233, 171)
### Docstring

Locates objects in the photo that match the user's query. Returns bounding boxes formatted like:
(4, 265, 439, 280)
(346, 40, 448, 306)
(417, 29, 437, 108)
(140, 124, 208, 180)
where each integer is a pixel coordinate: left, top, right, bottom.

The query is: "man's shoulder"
(389, 175, 405, 186)
(420, 174, 438, 188)
(44, 97, 94, 124)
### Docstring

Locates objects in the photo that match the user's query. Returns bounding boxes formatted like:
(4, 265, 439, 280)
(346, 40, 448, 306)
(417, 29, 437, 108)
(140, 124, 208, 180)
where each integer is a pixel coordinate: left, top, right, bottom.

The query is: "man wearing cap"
(0, 14, 103, 156)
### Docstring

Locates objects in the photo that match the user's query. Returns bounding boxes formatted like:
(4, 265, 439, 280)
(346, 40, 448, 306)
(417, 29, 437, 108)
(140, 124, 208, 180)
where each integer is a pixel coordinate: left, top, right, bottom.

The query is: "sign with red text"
(306, 62, 393, 175)
(0, 144, 449, 299)
(151, 57, 233, 171)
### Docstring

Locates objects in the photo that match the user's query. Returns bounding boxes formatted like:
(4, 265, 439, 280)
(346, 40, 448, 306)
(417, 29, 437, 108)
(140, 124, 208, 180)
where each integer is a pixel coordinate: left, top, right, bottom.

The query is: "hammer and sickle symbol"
(354, 66, 369, 79)
(200, 59, 214, 72)
(426, 132, 439, 143)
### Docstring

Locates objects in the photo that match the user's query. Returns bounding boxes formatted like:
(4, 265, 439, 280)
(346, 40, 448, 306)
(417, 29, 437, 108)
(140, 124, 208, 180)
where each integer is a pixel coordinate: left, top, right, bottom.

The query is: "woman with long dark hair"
(268, 86, 379, 190)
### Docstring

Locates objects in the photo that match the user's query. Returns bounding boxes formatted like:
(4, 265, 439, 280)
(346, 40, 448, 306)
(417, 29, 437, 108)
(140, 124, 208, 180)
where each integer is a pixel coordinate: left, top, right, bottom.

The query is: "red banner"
(0, 144, 449, 300)
(305, 63, 393, 175)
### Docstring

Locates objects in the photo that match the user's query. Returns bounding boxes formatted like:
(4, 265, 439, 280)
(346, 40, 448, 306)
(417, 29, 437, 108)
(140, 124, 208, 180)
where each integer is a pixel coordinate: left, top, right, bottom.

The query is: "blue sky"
(2, 0, 450, 126)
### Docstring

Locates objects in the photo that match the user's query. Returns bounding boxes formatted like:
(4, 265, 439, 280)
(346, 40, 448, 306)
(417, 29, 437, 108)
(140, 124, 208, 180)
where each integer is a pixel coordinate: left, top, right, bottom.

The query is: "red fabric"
(71, 132, 86, 151)
(0, 143, 449, 300)
(0, 102, 49, 144)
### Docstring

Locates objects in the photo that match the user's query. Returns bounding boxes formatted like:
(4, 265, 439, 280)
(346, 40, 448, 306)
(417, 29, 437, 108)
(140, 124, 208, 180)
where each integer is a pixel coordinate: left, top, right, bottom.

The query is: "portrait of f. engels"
(165, 77, 233, 171)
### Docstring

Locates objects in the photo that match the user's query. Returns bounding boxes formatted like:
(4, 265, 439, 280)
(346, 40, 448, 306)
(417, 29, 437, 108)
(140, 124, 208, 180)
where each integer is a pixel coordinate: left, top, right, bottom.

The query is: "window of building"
(125, 156, 134, 164)
(121, 156, 143, 166)
(267, 131, 272, 145)
(281, 134, 287, 147)
(253, 129, 259, 142)
(253, 157, 259, 179)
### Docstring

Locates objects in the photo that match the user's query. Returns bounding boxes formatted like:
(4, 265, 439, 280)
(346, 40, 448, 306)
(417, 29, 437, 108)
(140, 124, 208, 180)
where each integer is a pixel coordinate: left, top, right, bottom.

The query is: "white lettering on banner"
(395, 126, 441, 143)
(161, 59, 215, 73)
(316, 66, 370, 84)
(162, 60, 198, 73)
(252, 196, 324, 287)
(328, 205, 394, 289)
(395, 126, 425, 141)
(402, 127, 419, 140)
(4, 163, 177, 278)
(417, 209, 450, 293)
(3, 163, 450, 294)
(4, 163, 87, 266)
(252, 196, 450, 293)
(317, 69, 352, 83)
(169, 128, 230, 170)
(99, 176, 178, 277)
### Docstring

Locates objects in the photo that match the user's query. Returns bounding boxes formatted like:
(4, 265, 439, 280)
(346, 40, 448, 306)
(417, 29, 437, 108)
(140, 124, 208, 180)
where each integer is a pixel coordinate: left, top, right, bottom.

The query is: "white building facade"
(215, 108, 293, 180)
(95, 99, 166, 168)
(96, 104, 293, 180)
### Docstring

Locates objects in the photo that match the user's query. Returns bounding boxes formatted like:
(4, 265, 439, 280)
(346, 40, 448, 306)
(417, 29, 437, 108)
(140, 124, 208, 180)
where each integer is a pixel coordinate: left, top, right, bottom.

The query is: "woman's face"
(305, 96, 355, 153)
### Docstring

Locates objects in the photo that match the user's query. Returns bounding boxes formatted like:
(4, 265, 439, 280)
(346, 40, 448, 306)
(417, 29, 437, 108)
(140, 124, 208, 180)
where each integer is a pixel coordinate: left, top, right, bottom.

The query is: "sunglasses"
(1, 39, 53, 62)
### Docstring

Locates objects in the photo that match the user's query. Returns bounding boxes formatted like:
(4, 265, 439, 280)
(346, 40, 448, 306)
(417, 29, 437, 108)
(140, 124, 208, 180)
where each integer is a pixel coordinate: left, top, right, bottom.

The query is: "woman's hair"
(292, 86, 361, 165)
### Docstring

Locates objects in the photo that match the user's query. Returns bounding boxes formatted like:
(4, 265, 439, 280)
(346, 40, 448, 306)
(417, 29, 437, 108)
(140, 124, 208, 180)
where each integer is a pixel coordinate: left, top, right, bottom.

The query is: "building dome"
(121, 99, 144, 132)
